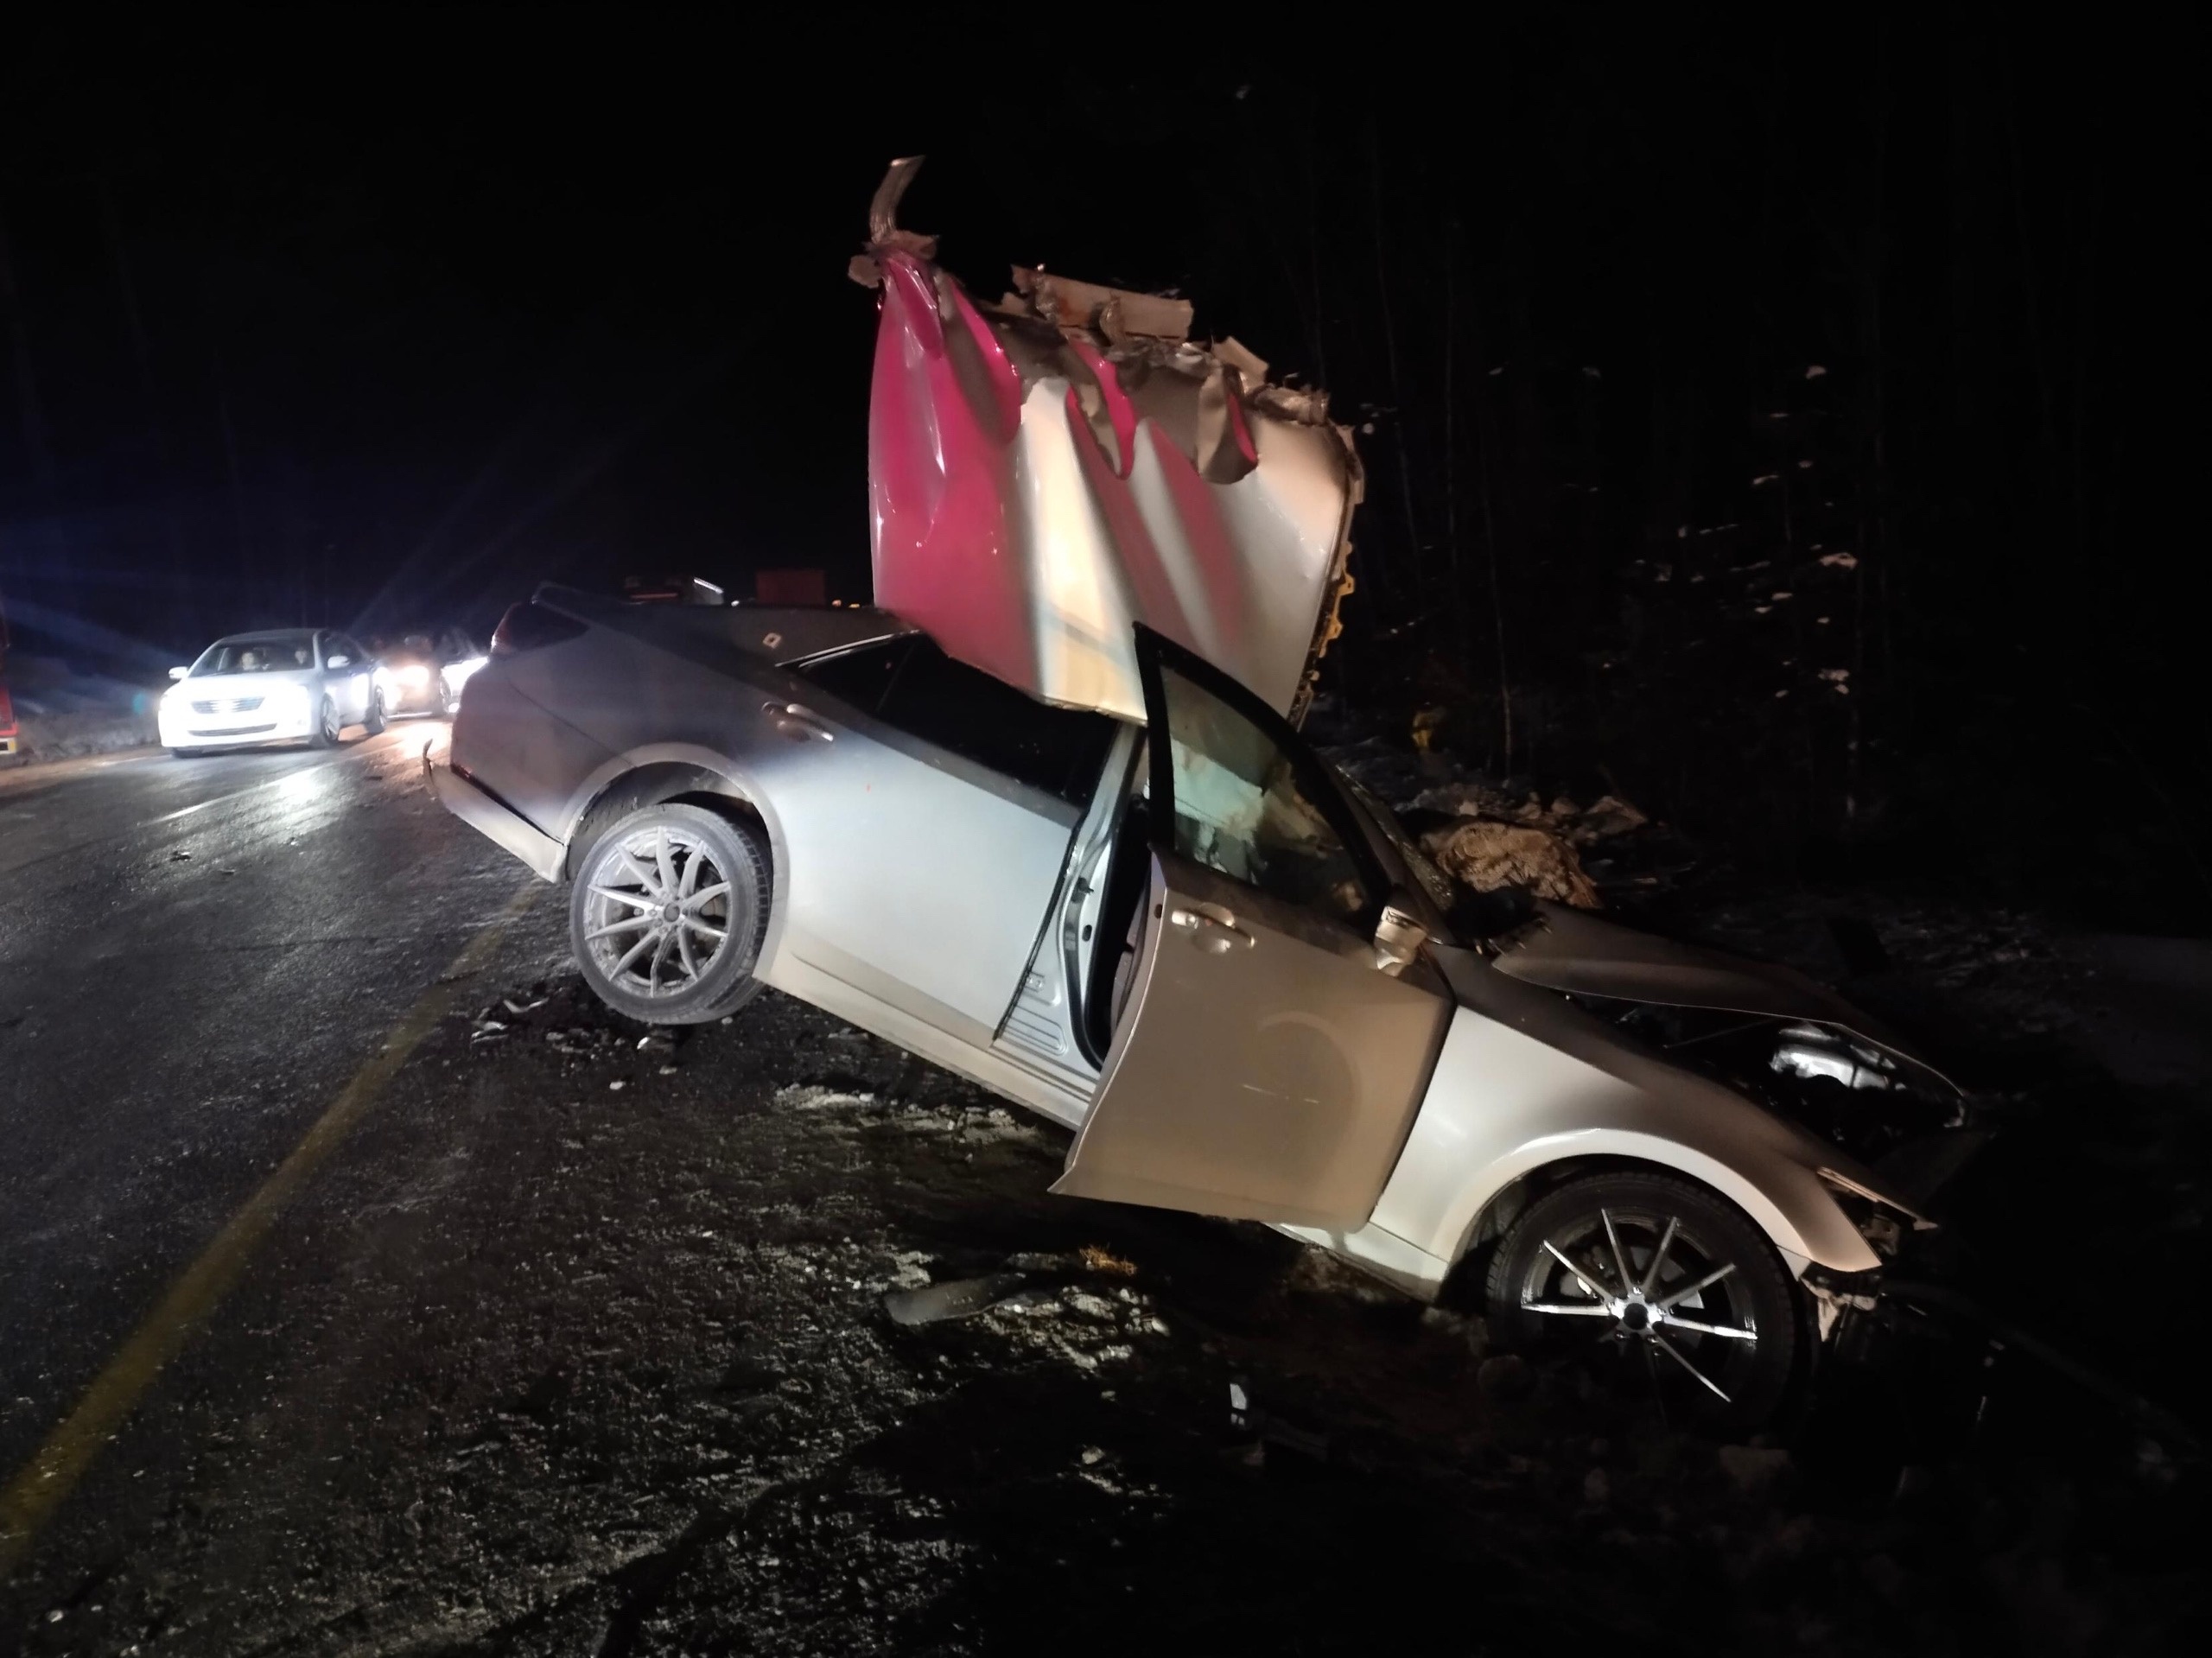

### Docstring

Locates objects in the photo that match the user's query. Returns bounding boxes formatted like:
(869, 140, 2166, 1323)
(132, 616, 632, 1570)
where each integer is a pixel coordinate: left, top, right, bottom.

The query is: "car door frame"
(1051, 625, 1453, 1229)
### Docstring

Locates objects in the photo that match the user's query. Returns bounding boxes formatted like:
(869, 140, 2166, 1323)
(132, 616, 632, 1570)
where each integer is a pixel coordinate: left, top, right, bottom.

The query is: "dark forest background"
(0, 12, 2199, 922)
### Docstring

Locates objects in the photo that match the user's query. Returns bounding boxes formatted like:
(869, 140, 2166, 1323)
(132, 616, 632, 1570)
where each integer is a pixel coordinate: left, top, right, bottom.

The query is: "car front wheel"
(569, 803, 771, 1025)
(308, 696, 340, 748)
(1486, 1170, 1800, 1429)
(362, 689, 387, 736)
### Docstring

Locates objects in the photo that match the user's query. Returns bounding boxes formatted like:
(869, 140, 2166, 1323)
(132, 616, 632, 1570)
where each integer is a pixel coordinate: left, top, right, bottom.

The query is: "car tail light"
(489, 601, 588, 658)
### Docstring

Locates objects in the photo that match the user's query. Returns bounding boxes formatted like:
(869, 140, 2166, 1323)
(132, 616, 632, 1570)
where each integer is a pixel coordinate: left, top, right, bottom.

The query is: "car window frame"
(1135, 624, 1395, 938)
(789, 634, 1117, 815)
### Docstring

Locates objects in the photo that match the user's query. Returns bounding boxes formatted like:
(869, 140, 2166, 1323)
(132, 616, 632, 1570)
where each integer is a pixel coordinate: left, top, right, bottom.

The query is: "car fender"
(558, 741, 793, 950)
(1370, 959, 1887, 1276)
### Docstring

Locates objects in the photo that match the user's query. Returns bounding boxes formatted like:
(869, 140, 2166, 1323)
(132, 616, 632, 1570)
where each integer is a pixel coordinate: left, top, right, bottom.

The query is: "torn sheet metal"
(852, 158, 1361, 723)
(1493, 901, 1960, 1093)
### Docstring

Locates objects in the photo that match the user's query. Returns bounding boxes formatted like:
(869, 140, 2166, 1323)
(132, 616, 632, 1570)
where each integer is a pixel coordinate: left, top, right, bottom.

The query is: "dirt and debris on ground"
(8, 915, 2202, 1655)
(1421, 816, 1602, 908)
(3, 727, 2205, 1655)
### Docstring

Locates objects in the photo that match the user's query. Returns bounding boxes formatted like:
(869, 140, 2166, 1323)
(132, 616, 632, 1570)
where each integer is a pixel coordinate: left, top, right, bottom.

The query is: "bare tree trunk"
(0, 210, 73, 613)
(1366, 122, 1421, 615)
(208, 337, 252, 609)
(99, 182, 196, 639)
(1476, 384, 1513, 771)
(1442, 219, 1470, 674)
(1848, 28, 1894, 829)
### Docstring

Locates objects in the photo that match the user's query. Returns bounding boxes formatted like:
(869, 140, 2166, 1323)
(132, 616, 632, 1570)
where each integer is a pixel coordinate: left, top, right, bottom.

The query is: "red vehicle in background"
(0, 589, 18, 757)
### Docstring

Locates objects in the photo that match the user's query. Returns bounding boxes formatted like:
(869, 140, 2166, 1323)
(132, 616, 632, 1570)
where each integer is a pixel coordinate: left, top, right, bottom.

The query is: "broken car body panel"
(1292, 945, 1895, 1295)
(858, 162, 1358, 726)
(1493, 901, 1958, 1092)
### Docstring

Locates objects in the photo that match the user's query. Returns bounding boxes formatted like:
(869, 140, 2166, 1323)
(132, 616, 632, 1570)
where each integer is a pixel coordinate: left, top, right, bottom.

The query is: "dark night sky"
(1, 12, 2200, 911)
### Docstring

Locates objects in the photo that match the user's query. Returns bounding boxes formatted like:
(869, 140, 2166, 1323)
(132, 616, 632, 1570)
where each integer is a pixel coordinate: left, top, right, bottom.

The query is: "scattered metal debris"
(883, 1273, 1030, 1327)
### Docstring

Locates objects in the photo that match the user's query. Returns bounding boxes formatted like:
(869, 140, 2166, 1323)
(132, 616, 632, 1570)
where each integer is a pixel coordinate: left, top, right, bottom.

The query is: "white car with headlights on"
(158, 628, 385, 753)
(372, 626, 488, 717)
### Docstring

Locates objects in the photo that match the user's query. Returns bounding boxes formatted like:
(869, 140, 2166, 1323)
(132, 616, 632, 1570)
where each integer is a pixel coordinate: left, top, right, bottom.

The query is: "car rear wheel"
(570, 804, 770, 1025)
(308, 696, 340, 748)
(1486, 1170, 1799, 1429)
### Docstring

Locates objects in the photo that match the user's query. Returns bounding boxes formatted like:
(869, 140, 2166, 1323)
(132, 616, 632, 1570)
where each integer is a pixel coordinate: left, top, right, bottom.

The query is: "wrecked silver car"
(433, 168, 1966, 1423)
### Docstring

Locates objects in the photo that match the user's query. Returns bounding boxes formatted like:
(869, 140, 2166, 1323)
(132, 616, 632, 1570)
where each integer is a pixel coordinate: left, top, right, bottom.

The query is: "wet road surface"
(0, 735, 2198, 1655)
(0, 726, 530, 1488)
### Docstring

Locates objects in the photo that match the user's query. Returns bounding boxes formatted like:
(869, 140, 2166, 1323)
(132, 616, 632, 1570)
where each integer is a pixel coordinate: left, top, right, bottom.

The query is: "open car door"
(1052, 628, 1452, 1229)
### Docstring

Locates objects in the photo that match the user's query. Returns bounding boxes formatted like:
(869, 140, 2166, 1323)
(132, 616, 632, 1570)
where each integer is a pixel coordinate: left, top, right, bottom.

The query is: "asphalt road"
(0, 732, 2196, 1655)
(0, 724, 531, 1494)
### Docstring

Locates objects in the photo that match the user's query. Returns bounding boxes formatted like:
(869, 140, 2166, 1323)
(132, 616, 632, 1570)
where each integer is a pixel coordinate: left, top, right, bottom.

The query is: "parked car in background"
(158, 628, 385, 753)
(372, 627, 486, 717)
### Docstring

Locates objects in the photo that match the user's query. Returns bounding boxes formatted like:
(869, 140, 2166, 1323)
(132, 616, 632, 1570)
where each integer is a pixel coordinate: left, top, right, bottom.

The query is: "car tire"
(1485, 1170, 1800, 1429)
(308, 696, 339, 748)
(569, 803, 771, 1026)
(362, 690, 387, 736)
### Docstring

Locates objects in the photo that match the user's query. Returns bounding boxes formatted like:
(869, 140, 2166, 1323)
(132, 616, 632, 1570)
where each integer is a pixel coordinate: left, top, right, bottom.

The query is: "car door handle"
(1169, 905, 1254, 953)
(762, 701, 836, 742)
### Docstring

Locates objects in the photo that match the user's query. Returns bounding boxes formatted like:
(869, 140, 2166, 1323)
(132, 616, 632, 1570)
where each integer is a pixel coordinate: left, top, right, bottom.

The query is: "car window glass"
(1158, 662, 1370, 924)
(196, 635, 314, 674)
(878, 638, 1118, 806)
(791, 637, 912, 713)
(795, 635, 1116, 806)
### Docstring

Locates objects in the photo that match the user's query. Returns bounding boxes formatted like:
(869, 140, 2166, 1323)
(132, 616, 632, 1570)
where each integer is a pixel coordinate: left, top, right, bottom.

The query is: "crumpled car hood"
(851, 158, 1360, 723)
(1492, 901, 1958, 1092)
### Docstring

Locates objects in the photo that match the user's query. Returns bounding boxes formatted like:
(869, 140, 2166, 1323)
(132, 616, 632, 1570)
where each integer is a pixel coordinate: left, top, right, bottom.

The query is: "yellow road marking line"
(0, 879, 541, 1579)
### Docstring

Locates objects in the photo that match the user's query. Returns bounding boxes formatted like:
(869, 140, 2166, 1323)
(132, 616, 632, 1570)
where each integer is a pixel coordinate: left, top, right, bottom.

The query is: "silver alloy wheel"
(1516, 1204, 1758, 1404)
(577, 823, 739, 1001)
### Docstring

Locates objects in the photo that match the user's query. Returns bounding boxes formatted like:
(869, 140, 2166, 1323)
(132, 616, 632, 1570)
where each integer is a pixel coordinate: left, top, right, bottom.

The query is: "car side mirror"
(327, 654, 350, 669)
(1371, 899, 1427, 977)
(168, 665, 189, 681)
